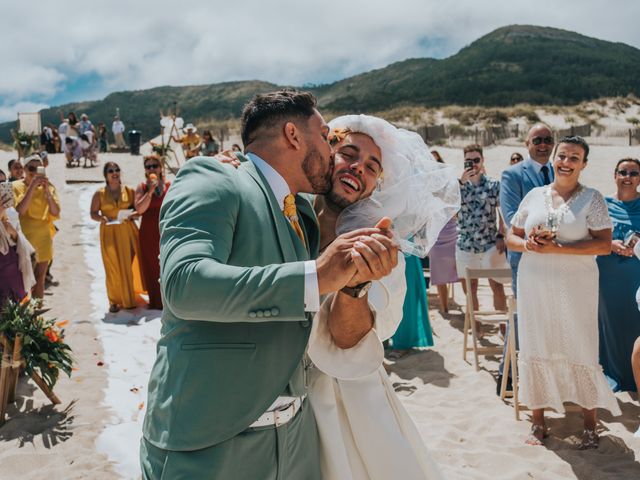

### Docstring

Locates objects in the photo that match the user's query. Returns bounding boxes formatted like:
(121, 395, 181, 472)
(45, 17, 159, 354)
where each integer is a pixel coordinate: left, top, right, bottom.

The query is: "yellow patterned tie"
(283, 194, 305, 244)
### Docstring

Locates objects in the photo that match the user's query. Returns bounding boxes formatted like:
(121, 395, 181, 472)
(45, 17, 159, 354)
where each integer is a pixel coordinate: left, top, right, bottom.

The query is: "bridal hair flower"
(330, 115, 460, 257)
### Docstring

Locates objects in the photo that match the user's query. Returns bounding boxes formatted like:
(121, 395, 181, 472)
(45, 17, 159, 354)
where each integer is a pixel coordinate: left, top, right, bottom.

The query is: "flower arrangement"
(11, 130, 39, 157)
(0, 299, 73, 389)
(150, 141, 173, 158)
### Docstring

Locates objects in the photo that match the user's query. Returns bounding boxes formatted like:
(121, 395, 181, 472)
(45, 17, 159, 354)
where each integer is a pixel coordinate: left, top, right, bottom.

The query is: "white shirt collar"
(525, 155, 552, 174)
(246, 152, 291, 210)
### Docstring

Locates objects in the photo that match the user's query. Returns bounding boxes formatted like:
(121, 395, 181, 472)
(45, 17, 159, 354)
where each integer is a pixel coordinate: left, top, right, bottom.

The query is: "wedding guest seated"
(0, 184, 35, 305)
(199, 130, 219, 156)
(65, 136, 83, 167)
(510, 152, 524, 165)
(90, 162, 140, 313)
(135, 155, 170, 310)
(80, 132, 98, 167)
(8, 159, 23, 182)
(456, 144, 506, 312)
(507, 136, 619, 449)
(173, 123, 200, 159)
(12, 155, 60, 299)
(597, 158, 640, 392)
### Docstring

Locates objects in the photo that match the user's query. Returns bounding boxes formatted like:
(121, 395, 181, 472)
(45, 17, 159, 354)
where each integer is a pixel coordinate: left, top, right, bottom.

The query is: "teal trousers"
(140, 400, 320, 480)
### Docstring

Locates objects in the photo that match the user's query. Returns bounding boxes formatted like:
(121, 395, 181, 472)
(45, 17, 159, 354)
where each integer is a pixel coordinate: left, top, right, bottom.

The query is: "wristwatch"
(340, 281, 372, 298)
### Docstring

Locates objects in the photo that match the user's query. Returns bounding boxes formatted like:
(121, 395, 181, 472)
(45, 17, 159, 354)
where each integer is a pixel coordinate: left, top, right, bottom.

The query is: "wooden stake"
(30, 371, 61, 405)
(0, 334, 11, 425)
(7, 334, 23, 403)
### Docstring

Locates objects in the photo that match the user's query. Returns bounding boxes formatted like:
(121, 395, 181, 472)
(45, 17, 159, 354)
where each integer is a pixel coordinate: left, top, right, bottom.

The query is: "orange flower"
(44, 328, 59, 343)
(56, 320, 70, 328)
(20, 295, 30, 305)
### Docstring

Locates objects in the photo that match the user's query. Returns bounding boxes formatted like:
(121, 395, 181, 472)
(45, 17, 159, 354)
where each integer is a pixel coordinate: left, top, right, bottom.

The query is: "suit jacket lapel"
(243, 161, 298, 263)
(296, 195, 320, 259)
(522, 162, 541, 189)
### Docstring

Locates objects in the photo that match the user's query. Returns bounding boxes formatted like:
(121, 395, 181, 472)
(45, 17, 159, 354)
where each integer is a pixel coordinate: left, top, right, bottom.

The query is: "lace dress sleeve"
(510, 188, 535, 229)
(586, 189, 613, 231)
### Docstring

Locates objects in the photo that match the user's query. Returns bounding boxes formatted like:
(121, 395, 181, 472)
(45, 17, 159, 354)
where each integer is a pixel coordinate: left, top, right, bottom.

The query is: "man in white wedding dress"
(305, 115, 459, 480)
(217, 114, 459, 479)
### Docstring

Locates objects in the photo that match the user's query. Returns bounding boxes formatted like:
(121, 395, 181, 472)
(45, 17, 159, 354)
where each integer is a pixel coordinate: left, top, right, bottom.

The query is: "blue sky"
(2, 0, 640, 122)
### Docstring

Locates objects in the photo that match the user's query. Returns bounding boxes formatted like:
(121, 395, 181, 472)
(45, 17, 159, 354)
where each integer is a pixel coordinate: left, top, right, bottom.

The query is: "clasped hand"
(525, 230, 559, 253)
(316, 217, 400, 295)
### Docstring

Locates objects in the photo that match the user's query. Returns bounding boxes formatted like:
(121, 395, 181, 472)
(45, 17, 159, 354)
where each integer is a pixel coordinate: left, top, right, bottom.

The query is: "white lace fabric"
(513, 186, 620, 415)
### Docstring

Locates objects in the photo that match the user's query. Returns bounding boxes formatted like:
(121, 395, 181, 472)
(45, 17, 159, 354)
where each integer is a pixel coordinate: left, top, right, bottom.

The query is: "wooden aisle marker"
(0, 333, 61, 426)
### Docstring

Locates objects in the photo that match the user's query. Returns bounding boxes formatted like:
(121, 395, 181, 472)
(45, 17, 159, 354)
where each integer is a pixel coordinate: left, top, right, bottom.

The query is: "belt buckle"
(274, 406, 286, 428)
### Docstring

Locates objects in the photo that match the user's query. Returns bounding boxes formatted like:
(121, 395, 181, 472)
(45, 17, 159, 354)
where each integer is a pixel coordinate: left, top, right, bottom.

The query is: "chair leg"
(462, 308, 469, 362)
(500, 338, 511, 400)
(470, 312, 480, 371)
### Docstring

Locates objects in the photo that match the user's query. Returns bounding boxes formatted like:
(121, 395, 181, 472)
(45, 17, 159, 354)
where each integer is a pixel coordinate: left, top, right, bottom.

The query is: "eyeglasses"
(144, 164, 160, 170)
(531, 136, 554, 146)
(616, 169, 640, 178)
(465, 157, 482, 164)
(106, 168, 121, 174)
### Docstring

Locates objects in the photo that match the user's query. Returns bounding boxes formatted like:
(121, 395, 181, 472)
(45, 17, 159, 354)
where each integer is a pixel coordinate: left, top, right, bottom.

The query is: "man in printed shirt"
(456, 143, 506, 312)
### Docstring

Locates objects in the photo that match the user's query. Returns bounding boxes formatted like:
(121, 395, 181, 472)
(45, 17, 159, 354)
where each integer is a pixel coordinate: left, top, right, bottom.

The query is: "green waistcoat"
(142, 157, 320, 451)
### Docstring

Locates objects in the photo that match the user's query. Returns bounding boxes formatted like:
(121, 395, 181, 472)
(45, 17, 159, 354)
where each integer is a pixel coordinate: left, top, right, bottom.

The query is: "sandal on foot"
(578, 429, 599, 450)
(525, 424, 548, 446)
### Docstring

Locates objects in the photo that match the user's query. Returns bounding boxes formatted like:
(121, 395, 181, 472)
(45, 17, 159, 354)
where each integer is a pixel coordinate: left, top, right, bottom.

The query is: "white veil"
(330, 115, 460, 257)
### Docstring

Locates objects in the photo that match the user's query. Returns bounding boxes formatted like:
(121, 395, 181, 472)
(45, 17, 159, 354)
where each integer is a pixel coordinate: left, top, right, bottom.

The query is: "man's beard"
(325, 187, 354, 211)
(302, 146, 332, 194)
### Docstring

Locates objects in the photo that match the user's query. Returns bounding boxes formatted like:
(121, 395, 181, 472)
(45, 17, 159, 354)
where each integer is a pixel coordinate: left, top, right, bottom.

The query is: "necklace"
(544, 184, 584, 233)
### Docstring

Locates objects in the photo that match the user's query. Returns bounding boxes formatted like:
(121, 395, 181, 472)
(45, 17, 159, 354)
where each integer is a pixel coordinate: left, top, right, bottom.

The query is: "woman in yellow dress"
(13, 155, 61, 299)
(90, 161, 140, 312)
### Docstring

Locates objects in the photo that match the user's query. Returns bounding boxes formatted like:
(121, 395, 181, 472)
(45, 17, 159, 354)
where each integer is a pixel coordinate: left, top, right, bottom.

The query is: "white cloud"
(1, 0, 640, 113)
(0, 101, 51, 123)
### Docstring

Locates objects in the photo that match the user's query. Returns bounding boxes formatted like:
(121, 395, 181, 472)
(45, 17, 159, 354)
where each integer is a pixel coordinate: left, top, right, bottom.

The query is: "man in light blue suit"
(497, 124, 555, 392)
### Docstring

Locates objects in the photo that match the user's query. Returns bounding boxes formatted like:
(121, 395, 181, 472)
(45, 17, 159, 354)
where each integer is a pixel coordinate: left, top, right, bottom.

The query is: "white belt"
(249, 396, 306, 428)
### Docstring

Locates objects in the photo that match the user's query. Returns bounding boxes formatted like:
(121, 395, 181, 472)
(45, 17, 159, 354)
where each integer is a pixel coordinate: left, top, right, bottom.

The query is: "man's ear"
(283, 121, 302, 150)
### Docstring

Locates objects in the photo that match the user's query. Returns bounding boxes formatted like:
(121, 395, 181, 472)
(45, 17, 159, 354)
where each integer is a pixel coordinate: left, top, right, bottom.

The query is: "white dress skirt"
(307, 255, 444, 480)
(512, 186, 621, 415)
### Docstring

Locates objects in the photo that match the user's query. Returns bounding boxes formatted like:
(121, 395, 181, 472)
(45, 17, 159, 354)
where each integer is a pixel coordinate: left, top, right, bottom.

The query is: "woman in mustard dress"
(90, 162, 140, 312)
(13, 155, 60, 299)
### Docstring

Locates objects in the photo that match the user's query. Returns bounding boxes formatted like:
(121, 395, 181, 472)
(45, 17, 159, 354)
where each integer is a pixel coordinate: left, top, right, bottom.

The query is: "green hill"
(3, 24, 640, 142)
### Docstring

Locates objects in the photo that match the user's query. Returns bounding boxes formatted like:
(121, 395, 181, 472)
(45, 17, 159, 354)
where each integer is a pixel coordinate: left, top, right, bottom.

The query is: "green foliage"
(12, 131, 38, 156)
(0, 299, 73, 389)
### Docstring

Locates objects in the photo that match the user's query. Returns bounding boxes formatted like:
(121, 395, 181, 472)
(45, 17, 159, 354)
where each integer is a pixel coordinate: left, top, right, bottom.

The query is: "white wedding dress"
(512, 186, 621, 415)
(307, 255, 444, 480)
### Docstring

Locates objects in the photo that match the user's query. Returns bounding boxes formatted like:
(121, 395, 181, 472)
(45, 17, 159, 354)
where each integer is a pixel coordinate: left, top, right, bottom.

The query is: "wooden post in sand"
(0, 334, 11, 425)
(7, 334, 23, 403)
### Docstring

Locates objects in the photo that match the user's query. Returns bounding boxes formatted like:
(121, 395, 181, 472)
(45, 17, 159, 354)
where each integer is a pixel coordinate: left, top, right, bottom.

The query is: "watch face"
(357, 282, 372, 298)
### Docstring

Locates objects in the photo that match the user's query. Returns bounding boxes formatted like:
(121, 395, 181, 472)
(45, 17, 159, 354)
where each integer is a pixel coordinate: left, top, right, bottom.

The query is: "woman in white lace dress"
(506, 136, 621, 449)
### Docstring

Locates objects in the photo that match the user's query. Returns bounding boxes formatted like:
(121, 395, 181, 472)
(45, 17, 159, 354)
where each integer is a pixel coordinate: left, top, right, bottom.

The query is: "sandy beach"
(0, 143, 639, 479)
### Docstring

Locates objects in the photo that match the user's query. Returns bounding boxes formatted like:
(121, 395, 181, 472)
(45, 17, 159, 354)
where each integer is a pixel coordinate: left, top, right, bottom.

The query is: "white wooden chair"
(462, 267, 512, 371)
(500, 296, 521, 418)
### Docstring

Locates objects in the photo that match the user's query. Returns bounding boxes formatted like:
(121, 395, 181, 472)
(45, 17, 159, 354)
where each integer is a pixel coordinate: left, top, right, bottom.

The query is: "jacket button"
(249, 311, 257, 318)
(257, 310, 264, 318)
(270, 307, 279, 316)
(264, 310, 272, 318)
(300, 320, 310, 328)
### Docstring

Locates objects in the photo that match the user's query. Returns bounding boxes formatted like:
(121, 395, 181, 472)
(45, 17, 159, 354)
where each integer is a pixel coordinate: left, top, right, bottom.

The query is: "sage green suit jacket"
(142, 156, 320, 452)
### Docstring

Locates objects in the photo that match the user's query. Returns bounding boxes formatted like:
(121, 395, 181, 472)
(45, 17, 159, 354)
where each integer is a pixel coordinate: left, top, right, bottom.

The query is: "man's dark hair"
(463, 143, 483, 156)
(558, 135, 589, 160)
(240, 89, 317, 147)
(65, 137, 73, 144)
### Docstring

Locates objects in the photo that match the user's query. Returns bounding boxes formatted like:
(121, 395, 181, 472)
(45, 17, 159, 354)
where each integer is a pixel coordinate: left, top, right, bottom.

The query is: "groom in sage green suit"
(140, 90, 394, 479)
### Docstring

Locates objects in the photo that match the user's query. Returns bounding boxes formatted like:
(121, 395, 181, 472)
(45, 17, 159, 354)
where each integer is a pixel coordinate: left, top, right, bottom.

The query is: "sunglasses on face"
(616, 169, 640, 178)
(107, 168, 121, 174)
(465, 157, 482, 164)
(144, 164, 160, 170)
(531, 136, 554, 146)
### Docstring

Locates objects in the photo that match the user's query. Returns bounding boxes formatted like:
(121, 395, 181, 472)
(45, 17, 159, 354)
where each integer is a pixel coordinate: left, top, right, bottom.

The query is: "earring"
(376, 178, 383, 192)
